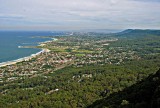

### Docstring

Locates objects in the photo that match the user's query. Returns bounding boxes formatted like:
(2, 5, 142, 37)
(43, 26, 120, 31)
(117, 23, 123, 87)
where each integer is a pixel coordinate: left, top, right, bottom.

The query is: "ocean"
(0, 31, 63, 63)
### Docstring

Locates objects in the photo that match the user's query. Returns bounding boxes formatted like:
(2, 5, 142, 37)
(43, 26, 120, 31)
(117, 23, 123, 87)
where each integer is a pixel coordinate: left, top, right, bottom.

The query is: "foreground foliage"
(89, 69, 160, 108)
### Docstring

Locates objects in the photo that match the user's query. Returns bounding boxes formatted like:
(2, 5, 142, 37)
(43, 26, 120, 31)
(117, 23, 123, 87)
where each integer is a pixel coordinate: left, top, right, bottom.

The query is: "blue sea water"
(0, 31, 63, 63)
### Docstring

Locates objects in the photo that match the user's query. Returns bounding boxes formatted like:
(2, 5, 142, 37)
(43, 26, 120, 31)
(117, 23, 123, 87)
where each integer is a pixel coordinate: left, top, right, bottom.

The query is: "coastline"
(0, 37, 57, 68)
(0, 49, 45, 67)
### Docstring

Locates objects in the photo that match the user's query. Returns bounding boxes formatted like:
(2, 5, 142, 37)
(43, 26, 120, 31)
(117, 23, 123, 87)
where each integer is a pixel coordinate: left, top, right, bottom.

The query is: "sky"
(0, 0, 160, 31)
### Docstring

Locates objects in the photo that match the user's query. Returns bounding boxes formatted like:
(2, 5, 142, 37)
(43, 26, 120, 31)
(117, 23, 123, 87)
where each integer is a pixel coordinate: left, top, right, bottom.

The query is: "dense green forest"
(0, 29, 160, 108)
(88, 69, 160, 108)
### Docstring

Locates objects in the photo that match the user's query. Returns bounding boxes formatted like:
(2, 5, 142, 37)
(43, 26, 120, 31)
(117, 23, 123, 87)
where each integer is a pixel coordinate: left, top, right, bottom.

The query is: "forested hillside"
(88, 69, 160, 108)
(0, 60, 159, 108)
(114, 29, 160, 38)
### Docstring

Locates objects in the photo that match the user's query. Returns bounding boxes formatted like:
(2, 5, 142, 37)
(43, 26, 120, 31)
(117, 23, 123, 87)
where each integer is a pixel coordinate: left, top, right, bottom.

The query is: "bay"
(0, 31, 63, 63)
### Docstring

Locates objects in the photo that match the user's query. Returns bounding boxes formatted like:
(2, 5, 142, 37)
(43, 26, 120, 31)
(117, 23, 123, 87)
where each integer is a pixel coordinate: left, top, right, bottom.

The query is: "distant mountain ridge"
(114, 29, 160, 38)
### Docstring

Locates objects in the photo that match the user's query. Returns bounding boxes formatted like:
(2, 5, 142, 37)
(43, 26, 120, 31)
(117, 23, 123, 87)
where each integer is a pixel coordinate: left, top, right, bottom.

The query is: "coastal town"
(0, 33, 140, 83)
(0, 50, 74, 82)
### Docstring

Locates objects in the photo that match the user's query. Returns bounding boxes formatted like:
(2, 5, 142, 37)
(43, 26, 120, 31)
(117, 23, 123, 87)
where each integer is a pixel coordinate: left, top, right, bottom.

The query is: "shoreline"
(0, 49, 44, 67)
(0, 37, 57, 68)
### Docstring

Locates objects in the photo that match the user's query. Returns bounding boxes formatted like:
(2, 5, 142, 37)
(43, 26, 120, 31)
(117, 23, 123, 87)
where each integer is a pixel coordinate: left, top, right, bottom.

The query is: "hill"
(114, 29, 160, 38)
(88, 69, 160, 108)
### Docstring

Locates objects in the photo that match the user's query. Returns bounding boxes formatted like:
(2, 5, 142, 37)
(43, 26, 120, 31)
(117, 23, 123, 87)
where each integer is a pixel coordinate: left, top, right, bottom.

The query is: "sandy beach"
(39, 38, 58, 46)
(0, 49, 45, 68)
(0, 37, 57, 68)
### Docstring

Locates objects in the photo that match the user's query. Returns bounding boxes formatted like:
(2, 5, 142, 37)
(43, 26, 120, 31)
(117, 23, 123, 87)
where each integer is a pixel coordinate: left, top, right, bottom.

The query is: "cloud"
(0, 0, 160, 30)
(132, 0, 160, 2)
(0, 14, 25, 19)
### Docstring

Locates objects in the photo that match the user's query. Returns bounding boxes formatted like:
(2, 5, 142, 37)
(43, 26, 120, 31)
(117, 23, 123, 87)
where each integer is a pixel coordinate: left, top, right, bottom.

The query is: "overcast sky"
(0, 0, 160, 30)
